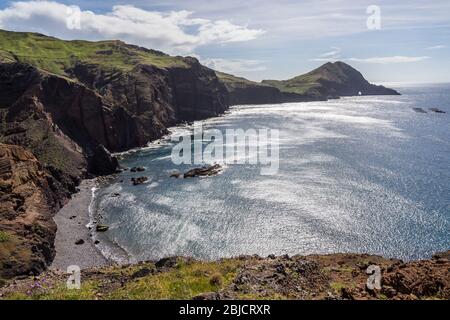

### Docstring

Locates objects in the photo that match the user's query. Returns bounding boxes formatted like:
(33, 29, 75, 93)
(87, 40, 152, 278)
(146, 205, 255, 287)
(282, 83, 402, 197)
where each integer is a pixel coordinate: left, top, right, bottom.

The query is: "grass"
(216, 71, 271, 90)
(0, 29, 187, 76)
(3, 259, 243, 300)
(262, 61, 353, 95)
(0, 231, 10, 243)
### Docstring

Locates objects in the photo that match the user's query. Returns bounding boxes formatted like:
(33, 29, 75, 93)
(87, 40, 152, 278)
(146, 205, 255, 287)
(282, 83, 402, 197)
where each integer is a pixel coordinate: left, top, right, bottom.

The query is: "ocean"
(90, 84, 450, 263)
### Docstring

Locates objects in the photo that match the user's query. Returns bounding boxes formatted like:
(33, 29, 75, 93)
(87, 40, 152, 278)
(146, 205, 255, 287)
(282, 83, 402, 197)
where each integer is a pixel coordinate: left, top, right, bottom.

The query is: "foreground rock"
(0, 252, 448, 300)
(183, 164, 222, 178)
(0, 144, 66, 279)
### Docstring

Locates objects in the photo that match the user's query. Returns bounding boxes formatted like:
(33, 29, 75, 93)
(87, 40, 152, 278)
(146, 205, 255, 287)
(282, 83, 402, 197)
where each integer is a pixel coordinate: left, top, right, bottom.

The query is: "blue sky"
(0, 0, 449, 83)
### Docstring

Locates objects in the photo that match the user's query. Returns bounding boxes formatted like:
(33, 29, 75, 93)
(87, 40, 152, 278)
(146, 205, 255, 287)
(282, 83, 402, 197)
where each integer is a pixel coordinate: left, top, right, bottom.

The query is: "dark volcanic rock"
(95, 225, 109, 232)
(183, 164, 222, 178)
(131, 176, 148, 185)
(413, 107, 427, 113)
(89, 145, 121, 176)
(430, 108, 446, 113)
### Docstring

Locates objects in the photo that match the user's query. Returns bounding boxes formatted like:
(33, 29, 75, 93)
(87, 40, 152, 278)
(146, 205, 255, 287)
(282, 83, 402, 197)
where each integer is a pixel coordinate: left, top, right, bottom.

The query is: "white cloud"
(0, 1, 264, 54)
(320, 47, 341, 58)
(426, 45, 447, 50)
(311, 46, 342, 62)
(200, 57, 267, 73)
(348, 56, 431, 64)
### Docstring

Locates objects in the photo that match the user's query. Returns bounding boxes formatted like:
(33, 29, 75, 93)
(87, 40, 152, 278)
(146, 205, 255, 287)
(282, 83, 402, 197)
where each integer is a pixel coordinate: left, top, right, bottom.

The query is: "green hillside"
(262, 61, 365, 95)
(0, 29, 187, 76)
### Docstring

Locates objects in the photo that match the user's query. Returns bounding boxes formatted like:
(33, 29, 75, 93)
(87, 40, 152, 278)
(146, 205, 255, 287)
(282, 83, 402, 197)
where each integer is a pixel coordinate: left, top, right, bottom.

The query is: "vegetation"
(0, 231, 9, 243)
(262, 61, 356, 95)
(1, 259, 242, 300)
(0, 29, 187, 76)
(216, 71, 271, 90)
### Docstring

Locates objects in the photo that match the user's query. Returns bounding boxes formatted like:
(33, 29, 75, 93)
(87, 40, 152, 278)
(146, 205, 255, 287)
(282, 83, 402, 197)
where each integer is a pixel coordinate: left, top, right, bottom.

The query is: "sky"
(0, 0, 449, 83)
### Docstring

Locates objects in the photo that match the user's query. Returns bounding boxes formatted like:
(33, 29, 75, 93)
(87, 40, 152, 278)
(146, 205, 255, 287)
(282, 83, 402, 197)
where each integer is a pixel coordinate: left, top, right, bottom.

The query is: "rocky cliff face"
(0, 33, 229, 279)
(0, 144, 66, 280)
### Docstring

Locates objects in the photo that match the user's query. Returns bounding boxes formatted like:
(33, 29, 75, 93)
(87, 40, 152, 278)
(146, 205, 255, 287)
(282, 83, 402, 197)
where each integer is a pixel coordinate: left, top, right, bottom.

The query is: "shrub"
(0, 231, 10, 242)
(209, 273, 223, 287)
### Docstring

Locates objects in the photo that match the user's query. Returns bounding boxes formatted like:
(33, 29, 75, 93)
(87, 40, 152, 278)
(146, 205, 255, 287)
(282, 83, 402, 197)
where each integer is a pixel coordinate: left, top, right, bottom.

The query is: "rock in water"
(183, 164, 222, 178)
(413, 107, 427, 113)
(131, 176, 148, 185)
(430, 108, 446, 113)
(96, 225, 109, 232)
(170, 170, 181, 178)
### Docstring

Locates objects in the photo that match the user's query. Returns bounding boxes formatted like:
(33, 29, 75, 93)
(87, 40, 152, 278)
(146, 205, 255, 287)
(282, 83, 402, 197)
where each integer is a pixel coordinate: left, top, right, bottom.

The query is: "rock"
(96, 225, 109, 232)
(0, 144, 65, 279)
(413, 107, 427, 113)
(131, 267, 153, 279)
(89, 145, 121, 176)
(69, 215, 77, 220)
(110, 193, 120, 197)
(155, 257, 179, 269)
(429, 108, 446, 113)
(183, 164, 222, 178)
(193, 292, 219, 300)
(130, 167, 145, 173)
(75, 239, 85, 245)
(170, 170, 181, 178)
(131, 176, 148, 185)
(94, 240, 100, 244)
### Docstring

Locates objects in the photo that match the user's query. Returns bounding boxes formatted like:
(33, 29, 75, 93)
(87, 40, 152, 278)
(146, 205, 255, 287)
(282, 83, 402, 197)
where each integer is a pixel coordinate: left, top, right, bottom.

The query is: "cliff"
(0, 30, 229, 183)
(0, 30, 228, 278)
(0, 144, 66, 280)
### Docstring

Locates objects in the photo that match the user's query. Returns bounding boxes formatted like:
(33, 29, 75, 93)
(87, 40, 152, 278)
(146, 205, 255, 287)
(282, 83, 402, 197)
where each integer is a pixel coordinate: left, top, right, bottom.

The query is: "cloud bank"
(0, 1, 264, 54)
(348, 56, 430, 64)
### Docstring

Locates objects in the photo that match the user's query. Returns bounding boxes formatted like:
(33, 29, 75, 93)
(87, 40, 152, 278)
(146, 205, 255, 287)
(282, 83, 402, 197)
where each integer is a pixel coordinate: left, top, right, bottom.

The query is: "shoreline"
(51, 179, 111, 271)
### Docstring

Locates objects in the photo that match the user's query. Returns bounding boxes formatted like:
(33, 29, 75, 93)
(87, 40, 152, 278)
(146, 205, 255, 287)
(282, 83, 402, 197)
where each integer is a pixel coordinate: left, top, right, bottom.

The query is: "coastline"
(51, 179, 110, 271)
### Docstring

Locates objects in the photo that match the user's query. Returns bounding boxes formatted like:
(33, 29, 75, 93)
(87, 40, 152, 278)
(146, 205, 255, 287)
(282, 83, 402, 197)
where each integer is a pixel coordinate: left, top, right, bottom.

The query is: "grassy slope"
(262, 62, 353, 95)
(2, 258, 245, 300)
(0, 29, 187, 76)
(1, 253, 448, 300)
(216, 71, 273, 90)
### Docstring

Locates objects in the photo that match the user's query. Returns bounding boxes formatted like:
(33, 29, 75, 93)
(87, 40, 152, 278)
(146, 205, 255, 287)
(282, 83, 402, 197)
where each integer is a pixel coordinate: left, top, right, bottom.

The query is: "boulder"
(183, 164, 222, 178)
(429, 108, 446, 113)
(89, 145, 121, 176)
(131, 176, 148, 185)
(96, 225, 109, 232)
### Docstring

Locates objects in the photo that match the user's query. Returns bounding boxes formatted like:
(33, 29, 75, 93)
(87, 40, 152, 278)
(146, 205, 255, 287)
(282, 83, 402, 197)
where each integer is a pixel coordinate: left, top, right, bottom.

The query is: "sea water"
(91, 84, 450, 263)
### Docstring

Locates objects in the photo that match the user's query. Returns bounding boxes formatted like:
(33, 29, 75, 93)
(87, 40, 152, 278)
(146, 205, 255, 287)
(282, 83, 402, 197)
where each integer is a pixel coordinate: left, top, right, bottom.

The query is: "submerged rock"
(130, 166, 146, 172)
(170, 170, 181, 178)
(183, 164, 222, 178)
(429, 108, 446, 113)
(413, 107, 427, 113)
